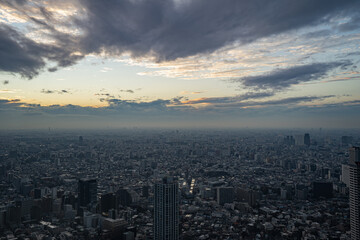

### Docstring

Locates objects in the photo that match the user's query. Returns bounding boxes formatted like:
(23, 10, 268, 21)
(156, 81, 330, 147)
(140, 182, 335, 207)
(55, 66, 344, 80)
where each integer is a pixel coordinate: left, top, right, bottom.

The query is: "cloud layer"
(0, 0, 359, 78)
(237, 62, 353, 90)
(76, 0, 359, 60)
(1, 96, 359, 129)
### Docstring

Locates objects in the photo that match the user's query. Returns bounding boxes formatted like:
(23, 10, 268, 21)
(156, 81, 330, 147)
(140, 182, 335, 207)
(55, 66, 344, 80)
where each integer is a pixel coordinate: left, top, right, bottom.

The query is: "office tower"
(217, 187, 234, 205)
(304, 133, 310, 146)
(341, 164, 350, 187)
(312, 181, 333, 198)
(284, 136, 294, 146)
(116, 188, 132, 207)
(78, 178, 97, 208)
(349, 147, 360, 240)
(154, 177, 179, 240)
(34, 188, 43, 199)
(100, 193, 116, 214)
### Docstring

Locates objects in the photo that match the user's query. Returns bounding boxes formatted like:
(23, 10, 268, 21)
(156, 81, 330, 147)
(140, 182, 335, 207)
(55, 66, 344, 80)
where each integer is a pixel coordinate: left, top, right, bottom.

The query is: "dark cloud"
(236, 62, 352, 90)
(1, 0, 359, 78)
(242, 96, 334, 107)
(3, 80, 9, 85)
(171, 96, 188, 105)
(106, 98, 171, 111)
(41, 89, 54, 94)
(237, 91, 276, 101)
(0, 24, 46, 79)
(48, 67, 58, 72)
(188, 95, 334, 108)
(96, 90, 136, 99)
(41, 89, 71, 94)
(0, 99, 20, 104)
(95, 93, 115, 98)
(0, 23, 83, 79)
(183, 91, 275, 104)
(75, 0, 360, 61)
(0, 99, 22, 110)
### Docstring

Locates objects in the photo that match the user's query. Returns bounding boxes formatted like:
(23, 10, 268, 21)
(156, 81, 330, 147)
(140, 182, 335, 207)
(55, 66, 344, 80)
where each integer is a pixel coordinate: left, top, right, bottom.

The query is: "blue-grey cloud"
(183, 91, 275, 104)
(236, 62, 352, 90)
(0, 23, 83, 79)
(0, 99, 22, 110)
(194, 95, 335, 109)
(1, 0, 360, 77)
(95, 93, 115, 99)
(240, 96, 334, 107)
(303, 29, 332, 39)
(74, 0, 359, 60)
(0, 24, 46, 79)
(337, 15, 360, 32)
(0, 96, 359, 129)
(2, 94, 334, 114)
(75, 0, 360, 61)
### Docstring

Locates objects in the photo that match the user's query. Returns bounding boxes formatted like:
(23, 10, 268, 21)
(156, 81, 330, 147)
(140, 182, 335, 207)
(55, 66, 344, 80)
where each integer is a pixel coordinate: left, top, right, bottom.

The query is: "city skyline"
(0, 129, 357, 238)
(0, 0, 360, 129)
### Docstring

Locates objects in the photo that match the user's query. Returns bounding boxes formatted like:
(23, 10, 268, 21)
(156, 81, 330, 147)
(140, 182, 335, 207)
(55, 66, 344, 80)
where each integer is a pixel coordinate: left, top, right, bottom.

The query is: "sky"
(0, 0, 360, 129)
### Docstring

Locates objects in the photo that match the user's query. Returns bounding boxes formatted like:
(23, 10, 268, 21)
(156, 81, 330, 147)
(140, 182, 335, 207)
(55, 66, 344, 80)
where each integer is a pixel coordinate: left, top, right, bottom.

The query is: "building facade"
(304, 133, 310, 146)
(154, 177, 179, 240)
(349, 147, 360, 240)
(78, 178, 97, 208)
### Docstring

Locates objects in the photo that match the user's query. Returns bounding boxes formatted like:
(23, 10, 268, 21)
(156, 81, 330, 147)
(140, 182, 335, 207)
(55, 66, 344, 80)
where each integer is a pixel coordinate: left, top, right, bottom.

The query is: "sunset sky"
(0, 0, 360, 129)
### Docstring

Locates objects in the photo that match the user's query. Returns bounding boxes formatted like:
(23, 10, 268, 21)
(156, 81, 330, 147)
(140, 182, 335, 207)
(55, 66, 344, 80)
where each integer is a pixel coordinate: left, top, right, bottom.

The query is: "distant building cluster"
(0, 129, 359, 239)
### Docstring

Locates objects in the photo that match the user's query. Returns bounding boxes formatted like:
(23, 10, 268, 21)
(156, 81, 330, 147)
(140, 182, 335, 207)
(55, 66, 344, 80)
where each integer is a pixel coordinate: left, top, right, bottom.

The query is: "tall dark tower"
(154, 177, 179, 240)
(349, 147, 360, 240)
(78, 178, 97, 208)
(304, 133, 310, 146)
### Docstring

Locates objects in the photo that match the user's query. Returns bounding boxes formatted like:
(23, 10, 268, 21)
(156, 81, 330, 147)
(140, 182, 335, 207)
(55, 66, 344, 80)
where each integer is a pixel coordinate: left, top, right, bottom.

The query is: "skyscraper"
(154, 177, 179, 240)
(217, 187, 234, 205)
(78, 178, 97, 208)
(304, 133, 310, 146)
(349, 147, 360, 240)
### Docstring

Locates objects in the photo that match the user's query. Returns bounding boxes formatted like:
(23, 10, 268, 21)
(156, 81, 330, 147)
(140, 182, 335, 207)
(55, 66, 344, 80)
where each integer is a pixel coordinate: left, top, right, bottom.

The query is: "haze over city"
(0, 0, 359, 129)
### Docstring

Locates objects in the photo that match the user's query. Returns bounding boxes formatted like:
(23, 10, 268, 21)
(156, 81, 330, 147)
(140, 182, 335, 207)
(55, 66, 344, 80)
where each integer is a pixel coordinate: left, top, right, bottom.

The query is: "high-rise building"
(304, 133, 310, 146)
(349, 147, 360, 240)
(116, 188, 132, 207)
(341, 164, 350, 187)
(312, 181, 333, 198)
(217, 187, 234, 205)
(154, 176, 179, 240)
(100, 193, 116, 214)
(78, 178, 97, 208)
